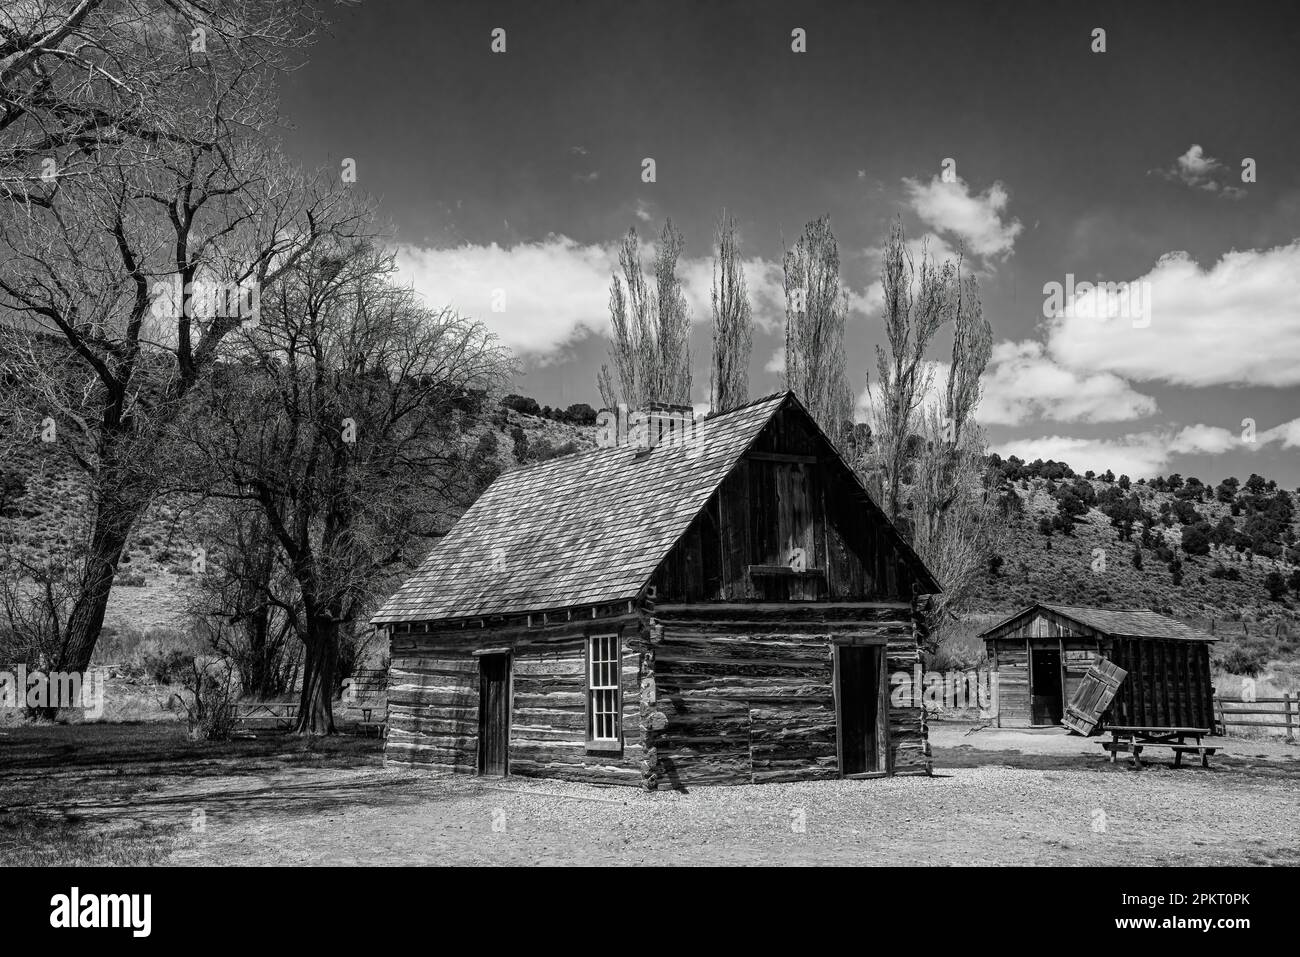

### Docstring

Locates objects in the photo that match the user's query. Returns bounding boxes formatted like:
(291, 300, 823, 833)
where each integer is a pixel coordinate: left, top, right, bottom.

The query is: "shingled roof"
(372, 391, 937, 624)
(980, 602, 1217, 643)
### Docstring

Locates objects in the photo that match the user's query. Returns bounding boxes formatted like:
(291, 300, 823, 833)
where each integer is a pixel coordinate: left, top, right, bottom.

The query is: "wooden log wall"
(386, 612, 649, 787)
(647, 603, 930, 787)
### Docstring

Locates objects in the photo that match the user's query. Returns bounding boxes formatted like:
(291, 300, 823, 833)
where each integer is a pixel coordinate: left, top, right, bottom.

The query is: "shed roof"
(979, 602, 1217, 643)
(372, 391, 938, 624)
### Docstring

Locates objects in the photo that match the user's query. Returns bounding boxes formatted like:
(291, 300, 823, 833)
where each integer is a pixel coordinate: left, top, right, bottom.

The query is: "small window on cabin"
(587, 634, 622, 751)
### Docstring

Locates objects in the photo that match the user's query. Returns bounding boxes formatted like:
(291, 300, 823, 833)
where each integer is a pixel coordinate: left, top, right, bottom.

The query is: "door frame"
(476, 650, 513, 776)
(1028, 645, 1065, 727)
(832, 640, 890, 778)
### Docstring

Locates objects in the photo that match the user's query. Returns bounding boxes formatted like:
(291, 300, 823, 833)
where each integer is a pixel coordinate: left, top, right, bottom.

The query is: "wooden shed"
(980, 603, 1217, 730)
(371, 391, 942, 788)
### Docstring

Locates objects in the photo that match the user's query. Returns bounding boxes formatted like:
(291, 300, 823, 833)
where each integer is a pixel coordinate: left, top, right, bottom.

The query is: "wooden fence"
(1214, 693, 1297, 742)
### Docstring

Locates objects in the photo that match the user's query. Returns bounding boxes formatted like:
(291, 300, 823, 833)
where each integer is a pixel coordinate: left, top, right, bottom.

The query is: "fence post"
(1286, 693, 1295, 745)
(1214, 693, 1224, 736)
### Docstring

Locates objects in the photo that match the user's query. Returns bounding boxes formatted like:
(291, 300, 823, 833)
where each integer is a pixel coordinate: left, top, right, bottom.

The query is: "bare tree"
(782, 215, 852, 442)
(175, 243, 513, 733)
(709, 211, 751, 414)
(598, 220, 691, 409)
(186, 504, 301, 699)
(863, 221, 954, 523)
(0, 0, 362, 675)
(860, 220, 996, 630)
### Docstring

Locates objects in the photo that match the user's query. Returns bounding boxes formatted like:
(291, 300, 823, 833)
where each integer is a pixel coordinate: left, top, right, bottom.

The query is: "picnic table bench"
(1101, 725, 1219, 768)
(236, 701, 298, 729)
(356, 706, 386, 738)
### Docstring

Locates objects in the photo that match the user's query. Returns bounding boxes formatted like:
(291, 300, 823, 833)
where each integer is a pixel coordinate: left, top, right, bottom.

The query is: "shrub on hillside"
(500, 394, 542, 416)
(1215, 637, 1272, 676)
(1264, 571, 1288, 602)
(1209, 564, 1241, 582)
(564, 403, 598, 425)
(1181, 523, 1211, 556)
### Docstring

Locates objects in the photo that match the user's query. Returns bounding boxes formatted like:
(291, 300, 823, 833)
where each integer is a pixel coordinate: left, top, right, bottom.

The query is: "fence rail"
(1214, 693, 1297, 742)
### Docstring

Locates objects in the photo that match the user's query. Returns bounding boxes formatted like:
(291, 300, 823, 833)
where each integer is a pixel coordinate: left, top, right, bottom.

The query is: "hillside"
(977, 475, 1300, 635)
(0, 402, 595, 640)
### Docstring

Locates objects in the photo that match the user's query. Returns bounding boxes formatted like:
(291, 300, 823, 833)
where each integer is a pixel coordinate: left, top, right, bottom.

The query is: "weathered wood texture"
(646, 605, 930, 787)
(651, 404, 925, 603)
(386, 615, 648, 786)
(987, 608, 1216, 731)
(1109, 637, 1214, 730)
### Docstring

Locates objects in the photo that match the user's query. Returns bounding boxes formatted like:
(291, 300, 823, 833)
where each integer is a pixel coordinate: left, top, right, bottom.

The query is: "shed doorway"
(836, 645, 887, 776)
(477, 653, 511, 776)
(1030, 648, 1063, 726)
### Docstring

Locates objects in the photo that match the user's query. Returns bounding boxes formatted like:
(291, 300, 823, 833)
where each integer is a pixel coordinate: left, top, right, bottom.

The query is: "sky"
(278, 0, 1300, 485)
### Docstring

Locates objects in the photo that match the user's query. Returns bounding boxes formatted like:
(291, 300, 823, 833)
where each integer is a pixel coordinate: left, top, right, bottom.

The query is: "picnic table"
(236, 701, 299, 729)
(1101, 725, 1218, 768)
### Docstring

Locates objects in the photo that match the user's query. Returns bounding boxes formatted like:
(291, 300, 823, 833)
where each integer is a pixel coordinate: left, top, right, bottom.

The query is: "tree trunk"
(295, 613, 337, 734)
(57, 493, 139, 674)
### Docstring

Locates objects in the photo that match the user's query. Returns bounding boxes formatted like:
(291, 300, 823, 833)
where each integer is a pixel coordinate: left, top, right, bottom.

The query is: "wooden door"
(837, 646, 886, 775)
(1062, 658, 1128, 736)
(477, 653, 511, 775)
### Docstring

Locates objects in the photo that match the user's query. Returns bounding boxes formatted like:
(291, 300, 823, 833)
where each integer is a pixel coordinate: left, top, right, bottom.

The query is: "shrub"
(500, 394, 541, 416)
(176, 657, 240, 740)
(1215, 638, 1271, 676)
(1264, 571, 1288, 602)
(1209, 564, 1241, 582)
(1181, 523, 1211, 556)
(564, 403, 598, 426)
(510, 425, 528, 463)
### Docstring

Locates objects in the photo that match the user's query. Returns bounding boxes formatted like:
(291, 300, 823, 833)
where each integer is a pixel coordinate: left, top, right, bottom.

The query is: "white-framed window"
(587, 633, 622, 750)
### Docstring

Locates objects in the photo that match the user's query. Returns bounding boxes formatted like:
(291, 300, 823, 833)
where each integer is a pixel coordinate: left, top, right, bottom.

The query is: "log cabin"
(371, 391, 941, 788)
(979, 603, 1217, 730)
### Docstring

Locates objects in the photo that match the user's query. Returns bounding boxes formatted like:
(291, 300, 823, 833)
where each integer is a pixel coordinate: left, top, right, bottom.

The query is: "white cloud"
(853, 341, 1158, 428)
(396, 237, 619, 354)
(1045, 242, 1300, 387)
(902, 175, 1023, 258)
(1152, 144, 1245, 199)
(978, 340, 1158, 425)
(634, 199, 653, 222)
(1167, 423, 1240, 455)
(397, 236, 790, 357)
(764, 347, 785, 375)
(993, 418, 1297, 479)
(678, 255, 787, 335)
(992, 433, 1174, 479)
(1261, 417, 1300, 448)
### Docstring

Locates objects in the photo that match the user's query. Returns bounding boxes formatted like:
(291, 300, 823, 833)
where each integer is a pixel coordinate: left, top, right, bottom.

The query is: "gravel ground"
(161, 726, 1297, 865)
(12, 722, 1298, 865)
